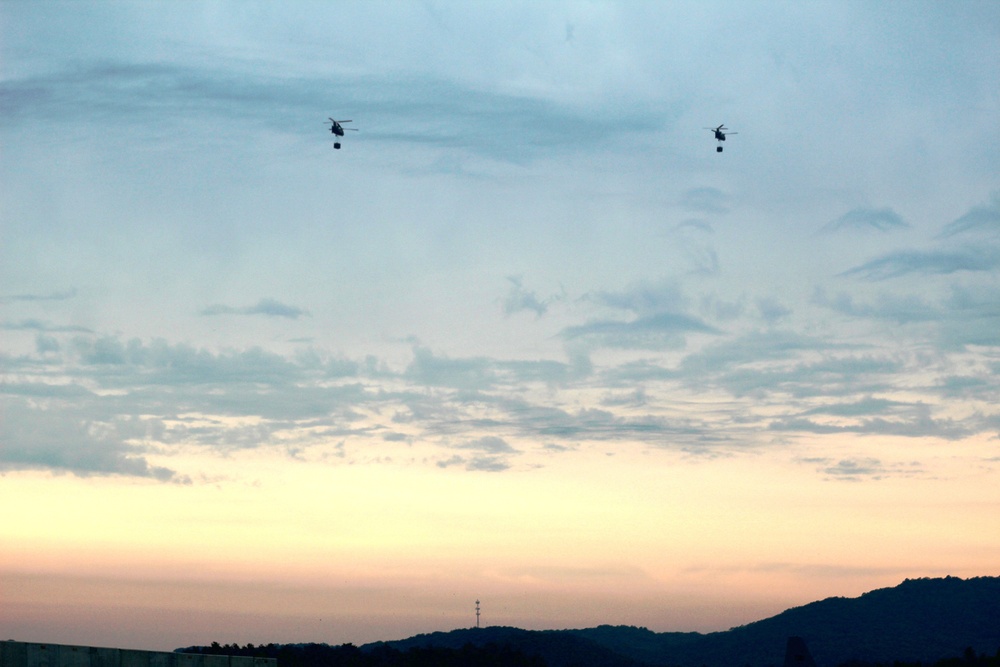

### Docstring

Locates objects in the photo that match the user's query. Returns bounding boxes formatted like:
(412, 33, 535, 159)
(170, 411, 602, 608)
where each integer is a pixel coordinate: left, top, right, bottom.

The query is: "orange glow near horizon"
(4, 434, 998, 650)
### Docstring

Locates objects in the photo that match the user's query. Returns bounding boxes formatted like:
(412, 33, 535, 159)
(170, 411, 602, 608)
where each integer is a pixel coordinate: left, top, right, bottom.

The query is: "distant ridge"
(361, 576, 1000, 667)
(680, 576, 1000, 667)
(364, 626, 644, 667)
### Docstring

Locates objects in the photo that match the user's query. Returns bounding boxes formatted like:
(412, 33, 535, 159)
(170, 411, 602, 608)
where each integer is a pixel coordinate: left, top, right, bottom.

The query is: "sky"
(2, 0, 999, 652)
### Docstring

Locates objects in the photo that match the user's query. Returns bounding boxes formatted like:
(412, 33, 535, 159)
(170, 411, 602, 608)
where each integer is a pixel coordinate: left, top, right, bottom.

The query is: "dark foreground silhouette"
(179, 576, 1000, 667)
(181, 642, 546, 667)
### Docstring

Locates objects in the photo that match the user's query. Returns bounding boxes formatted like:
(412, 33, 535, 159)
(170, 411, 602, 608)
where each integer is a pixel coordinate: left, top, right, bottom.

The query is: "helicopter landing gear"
(717, 146, 723, 152)
(334, 142, 341, 150)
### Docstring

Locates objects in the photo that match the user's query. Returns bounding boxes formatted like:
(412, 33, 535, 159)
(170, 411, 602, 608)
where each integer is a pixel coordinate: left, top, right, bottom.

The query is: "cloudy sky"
(2, 0, 999, 652)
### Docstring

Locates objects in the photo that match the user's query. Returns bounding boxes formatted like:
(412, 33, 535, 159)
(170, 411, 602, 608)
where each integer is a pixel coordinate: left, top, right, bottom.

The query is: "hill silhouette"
(361, 577, 1000, 667)
(180, 576, 1000, 667)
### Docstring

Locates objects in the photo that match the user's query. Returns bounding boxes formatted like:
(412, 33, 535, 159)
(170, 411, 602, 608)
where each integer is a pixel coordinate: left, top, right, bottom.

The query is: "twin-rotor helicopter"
(705, 124, 737, 152)
(325, 118, 357, 149)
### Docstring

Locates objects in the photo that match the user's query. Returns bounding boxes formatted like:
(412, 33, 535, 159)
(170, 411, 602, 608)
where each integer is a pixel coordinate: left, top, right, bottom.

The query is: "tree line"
(183, 641, 545, 667)
(838, 647, 1000, 667)
(182, 641, 1000, 667)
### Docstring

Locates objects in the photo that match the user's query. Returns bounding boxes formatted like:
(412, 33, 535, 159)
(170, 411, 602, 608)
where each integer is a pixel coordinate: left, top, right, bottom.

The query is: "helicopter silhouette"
(326, 118, 357, 149)
(705, 124, 737, 152)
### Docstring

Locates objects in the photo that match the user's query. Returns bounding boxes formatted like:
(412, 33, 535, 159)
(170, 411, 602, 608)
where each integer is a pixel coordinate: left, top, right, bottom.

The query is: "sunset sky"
(2, 0, 999, 652)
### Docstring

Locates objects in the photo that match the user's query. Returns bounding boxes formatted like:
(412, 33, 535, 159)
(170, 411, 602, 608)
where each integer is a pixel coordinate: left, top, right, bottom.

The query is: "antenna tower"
(475, 599, 481, 628)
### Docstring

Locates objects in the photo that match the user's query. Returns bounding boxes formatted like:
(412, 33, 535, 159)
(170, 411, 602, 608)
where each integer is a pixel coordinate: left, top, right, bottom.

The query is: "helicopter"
(326, 118, 357, 149)
(705, 124, 737, 152)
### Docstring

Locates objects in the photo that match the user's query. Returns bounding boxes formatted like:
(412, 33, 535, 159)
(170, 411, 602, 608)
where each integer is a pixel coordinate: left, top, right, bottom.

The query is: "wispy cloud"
(1, 402, 188, 483)
(799, 396, 913, 418)
(3, 298, 997, 481)
(669, 222, 720, 276)
(802, 457, 923, 482)
(811, 285, 1000, 349)
(587, 280, 689, 316)
(459, 436, 517, 454)
(502, 275, 559, 318)
(770, 407, 973, 441)
(839, 246, 1000, 280)
(838, 198, 1000, 280)
(937, 194, 1000, 238)
(560, 281, 721, 350)
(821, 207, 909, 233)
(561, 312, 719, 350)
(0, 289, 76, 304)
(756, 297, 791, 324)
(200, 298, 310, 319)
(404, 345, 500, 391)
(1, 319, 93, 333)
(437, 453, 511, 472)
(811, 287, 940, 324)
(450, 435, 521, 471)
(0, 61, 670, 164)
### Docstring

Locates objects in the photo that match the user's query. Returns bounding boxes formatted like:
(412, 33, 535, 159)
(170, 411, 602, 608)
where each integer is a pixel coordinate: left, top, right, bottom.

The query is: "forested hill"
(680, 575, 1000, 667)
(363, 577, 1000, 667)
(179, 576, 1000, 667)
